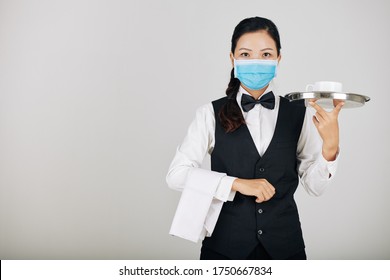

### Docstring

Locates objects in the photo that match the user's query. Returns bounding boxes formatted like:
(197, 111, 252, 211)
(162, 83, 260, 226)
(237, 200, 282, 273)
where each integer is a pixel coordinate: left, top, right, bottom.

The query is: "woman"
(166, 17, 343, 260)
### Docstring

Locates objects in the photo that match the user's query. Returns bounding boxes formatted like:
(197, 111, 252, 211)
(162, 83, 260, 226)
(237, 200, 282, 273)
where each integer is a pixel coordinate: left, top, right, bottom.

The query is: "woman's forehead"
(236, 31, 277, 51)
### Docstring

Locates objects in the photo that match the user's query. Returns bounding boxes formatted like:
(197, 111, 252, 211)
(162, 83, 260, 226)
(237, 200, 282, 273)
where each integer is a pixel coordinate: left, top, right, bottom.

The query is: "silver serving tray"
(285, 91, 371, 109)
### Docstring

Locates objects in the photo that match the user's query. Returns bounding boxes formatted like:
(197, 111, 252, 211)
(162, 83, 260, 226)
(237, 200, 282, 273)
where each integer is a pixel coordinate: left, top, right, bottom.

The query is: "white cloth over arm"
(167, 104, 236, 242)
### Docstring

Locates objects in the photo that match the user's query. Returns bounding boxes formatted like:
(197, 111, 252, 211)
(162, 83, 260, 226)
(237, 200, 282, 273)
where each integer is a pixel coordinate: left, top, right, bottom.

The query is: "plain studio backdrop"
(0, 0, 389, 260)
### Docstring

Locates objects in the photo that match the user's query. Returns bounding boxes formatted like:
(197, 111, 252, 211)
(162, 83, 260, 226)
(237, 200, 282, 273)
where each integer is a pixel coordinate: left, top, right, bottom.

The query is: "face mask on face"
(234, 59, 278, 90)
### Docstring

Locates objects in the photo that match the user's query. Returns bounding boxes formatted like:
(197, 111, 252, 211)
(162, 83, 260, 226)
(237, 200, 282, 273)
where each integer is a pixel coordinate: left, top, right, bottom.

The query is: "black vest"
(202, 96, 306, 259)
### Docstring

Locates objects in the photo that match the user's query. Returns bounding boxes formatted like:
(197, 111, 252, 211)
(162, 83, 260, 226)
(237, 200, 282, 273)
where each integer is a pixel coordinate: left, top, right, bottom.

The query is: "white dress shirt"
(167, 86, 339, 242)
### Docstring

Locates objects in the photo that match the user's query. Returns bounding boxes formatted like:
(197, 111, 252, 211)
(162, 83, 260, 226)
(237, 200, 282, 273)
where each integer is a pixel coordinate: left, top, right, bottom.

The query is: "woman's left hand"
(309, 100, 344, 161)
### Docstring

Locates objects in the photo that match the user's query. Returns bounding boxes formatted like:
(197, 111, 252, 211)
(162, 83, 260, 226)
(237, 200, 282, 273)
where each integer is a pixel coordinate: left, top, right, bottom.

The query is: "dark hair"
(219, 17, 281, 132)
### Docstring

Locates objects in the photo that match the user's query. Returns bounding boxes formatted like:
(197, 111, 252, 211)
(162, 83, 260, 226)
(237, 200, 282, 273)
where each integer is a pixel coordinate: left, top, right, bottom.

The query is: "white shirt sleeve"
(297, 106, 339, 196)
(166, 103, 236, 242)
(166, 103, 236, 202)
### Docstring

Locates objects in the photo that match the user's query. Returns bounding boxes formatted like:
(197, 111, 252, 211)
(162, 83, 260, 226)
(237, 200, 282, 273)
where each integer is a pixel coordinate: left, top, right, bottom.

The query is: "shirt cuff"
(214, 175, 237, 202)
(318, 148, 340, 179)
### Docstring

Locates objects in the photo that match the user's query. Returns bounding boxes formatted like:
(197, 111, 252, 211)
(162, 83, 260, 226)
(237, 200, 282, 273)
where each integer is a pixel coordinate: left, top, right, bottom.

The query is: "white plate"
(285, 91, 370, 109)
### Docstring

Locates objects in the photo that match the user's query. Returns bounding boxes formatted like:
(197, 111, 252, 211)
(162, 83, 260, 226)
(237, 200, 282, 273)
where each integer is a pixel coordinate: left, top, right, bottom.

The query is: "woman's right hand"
(232, 178, 276, 203)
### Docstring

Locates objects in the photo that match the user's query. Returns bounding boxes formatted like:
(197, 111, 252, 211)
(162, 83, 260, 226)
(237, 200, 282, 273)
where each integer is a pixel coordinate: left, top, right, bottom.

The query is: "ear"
(230, 52, 234, 68)
(277, 53, 282, 64)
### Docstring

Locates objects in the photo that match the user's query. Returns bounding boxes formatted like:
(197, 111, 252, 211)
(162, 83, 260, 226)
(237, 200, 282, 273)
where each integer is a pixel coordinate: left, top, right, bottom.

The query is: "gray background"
(0, 0, 389, 259)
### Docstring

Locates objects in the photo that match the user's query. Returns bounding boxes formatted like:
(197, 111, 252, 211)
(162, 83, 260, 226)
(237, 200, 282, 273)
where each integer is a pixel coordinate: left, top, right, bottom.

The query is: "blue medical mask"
(234, 59, 278, 90)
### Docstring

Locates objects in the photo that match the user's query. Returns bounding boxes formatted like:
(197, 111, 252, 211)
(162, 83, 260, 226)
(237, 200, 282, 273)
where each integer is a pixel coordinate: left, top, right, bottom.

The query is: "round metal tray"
(285, 91, 371, 109)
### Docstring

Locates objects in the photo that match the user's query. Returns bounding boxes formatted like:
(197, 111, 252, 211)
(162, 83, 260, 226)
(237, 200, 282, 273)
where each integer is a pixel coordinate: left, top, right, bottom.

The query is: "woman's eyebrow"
(238, 48, 252, 51)
(261, 48, 275, 51)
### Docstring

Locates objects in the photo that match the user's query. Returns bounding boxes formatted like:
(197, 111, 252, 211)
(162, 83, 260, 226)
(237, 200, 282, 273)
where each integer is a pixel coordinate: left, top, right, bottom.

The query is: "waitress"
(166, 16, 343, 260)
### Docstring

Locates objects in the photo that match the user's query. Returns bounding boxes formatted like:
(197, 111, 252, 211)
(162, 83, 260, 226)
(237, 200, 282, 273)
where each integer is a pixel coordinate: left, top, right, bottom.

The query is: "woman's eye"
(240, 52, 250, 57)
(263, 53, 272, 58)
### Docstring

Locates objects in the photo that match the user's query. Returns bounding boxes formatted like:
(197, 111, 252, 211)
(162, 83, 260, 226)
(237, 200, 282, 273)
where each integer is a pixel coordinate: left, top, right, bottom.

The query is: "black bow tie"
(241, 92, 275, 112)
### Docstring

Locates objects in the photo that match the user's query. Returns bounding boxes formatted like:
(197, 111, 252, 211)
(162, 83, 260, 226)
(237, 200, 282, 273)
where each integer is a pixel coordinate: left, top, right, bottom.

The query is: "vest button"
(258, 230, 263, 235)
(259, 168, 265, 172)
(258, 209, 263, 214)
